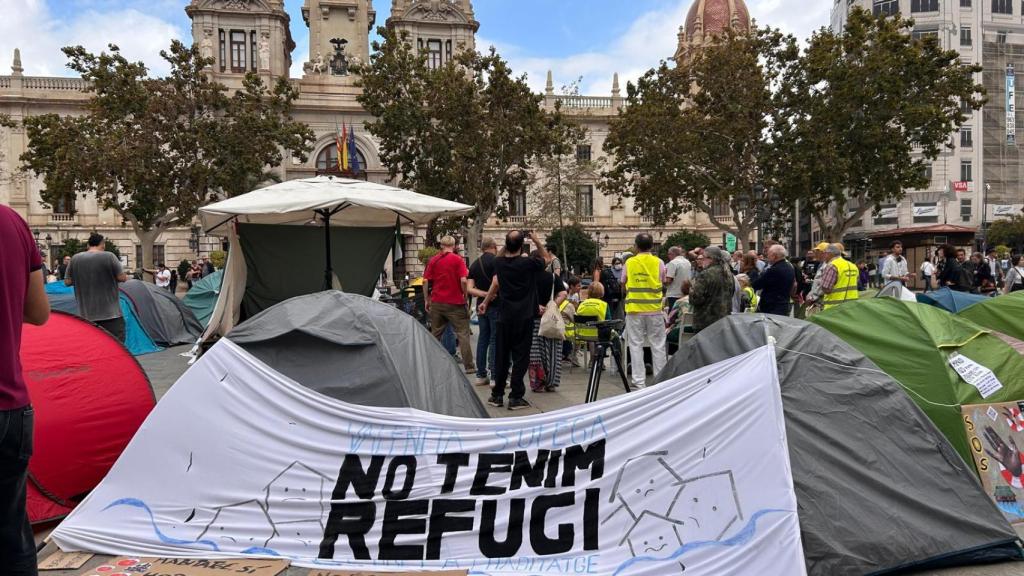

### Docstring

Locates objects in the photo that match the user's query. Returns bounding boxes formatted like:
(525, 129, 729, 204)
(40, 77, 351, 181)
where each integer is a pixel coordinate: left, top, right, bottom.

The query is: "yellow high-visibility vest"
(624, 253, 663, 314)
(575, 298, 609, 339)
(743, 286, 759, 313)
(823, 257, 860, 309)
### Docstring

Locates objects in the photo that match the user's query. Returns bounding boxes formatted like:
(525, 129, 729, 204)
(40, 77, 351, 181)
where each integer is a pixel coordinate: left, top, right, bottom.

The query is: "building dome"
(681, 0, 751, 49)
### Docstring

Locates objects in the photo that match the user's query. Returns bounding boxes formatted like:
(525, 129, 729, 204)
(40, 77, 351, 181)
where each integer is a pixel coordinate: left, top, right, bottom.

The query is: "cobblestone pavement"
(39, 337, 1024, 575)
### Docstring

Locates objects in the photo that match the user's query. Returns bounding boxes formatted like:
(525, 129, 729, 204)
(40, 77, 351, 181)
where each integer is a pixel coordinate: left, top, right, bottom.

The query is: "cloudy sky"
(1, 0, 831, 94)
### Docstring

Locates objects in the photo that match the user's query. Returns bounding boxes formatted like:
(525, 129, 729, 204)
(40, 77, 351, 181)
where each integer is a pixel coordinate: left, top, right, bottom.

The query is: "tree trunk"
(133, 226, 164, 282)
(464, 211, 487, 264)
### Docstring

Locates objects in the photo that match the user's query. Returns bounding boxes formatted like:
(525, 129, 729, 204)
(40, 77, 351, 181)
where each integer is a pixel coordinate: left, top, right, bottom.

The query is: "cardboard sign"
(309, 571, 468, 576)
(79, 557, 289, 576)
(307, 565, 468, 569)
(38, 550, 94, 570)
(949, 353, 1004, 399)
(963, 401, 1024, 524)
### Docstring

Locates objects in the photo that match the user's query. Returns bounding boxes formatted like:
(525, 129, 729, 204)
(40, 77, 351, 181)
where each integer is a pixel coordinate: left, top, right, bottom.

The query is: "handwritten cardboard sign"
(38, 550, 94, 570)
(308, 571, 468, 576)
(79, 557, 289, 576)
(307, 565, 468, 569)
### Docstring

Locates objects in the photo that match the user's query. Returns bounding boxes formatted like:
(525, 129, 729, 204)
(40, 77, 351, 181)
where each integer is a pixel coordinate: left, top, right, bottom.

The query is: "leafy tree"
(20, 42, 313, 278)
(603, 27, 799, 247)
(531, 110, 604, 265)
(209, 250, 227, 269)
(358, 28, 557, 261)
(177, 259, 192, 281)
(57, 237, 120, 260)
(988, 215, 1024, 252)
(772, 8, 984, 241)
(657, 230, 710, 261)
(545, 225, 598, 276)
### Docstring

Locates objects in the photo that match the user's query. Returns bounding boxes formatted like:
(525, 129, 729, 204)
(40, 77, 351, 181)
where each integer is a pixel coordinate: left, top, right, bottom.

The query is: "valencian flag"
(334, 121, 344, 171)
(348, 123, 361, 173)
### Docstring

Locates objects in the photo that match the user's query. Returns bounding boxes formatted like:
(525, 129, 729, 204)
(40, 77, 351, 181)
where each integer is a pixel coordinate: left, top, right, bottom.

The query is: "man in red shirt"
(0, 205, 50, 575)
(423, 235, 475, 373)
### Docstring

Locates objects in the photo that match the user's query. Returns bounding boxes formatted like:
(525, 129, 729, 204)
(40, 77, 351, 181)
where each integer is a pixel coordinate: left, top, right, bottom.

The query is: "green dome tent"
(958, 291, 1024, 342)
(183, 270, 223, 329)
(810, 298, 1024, 468)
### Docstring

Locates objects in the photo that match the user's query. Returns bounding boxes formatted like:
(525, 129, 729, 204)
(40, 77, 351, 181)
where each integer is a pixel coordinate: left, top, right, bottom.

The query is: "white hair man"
(750, 244, 796, 316)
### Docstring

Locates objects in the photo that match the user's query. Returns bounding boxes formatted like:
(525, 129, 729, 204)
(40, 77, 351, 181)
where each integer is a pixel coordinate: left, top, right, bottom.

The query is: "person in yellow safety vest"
(623, 233, 667, 389)
(821, 243, 860, 310)
(574, 282, 609, 340)
(736, 274, 759, 313)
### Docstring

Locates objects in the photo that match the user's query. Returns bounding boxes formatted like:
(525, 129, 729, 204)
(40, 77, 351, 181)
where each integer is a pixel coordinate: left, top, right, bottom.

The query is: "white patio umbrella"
(197, 176, 473, 339)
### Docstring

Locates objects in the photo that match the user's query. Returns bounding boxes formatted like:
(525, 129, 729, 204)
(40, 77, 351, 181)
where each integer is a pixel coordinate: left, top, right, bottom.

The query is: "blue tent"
(915, 287, 988, 313)
(44, 282, 161, 355)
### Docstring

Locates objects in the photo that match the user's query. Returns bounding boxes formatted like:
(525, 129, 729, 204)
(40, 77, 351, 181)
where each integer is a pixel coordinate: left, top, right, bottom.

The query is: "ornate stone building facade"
(0, 0, 751, 277)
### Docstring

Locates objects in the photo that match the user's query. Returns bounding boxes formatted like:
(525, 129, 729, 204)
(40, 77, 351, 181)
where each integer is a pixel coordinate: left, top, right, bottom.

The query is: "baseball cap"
(815, 242, 829, 252)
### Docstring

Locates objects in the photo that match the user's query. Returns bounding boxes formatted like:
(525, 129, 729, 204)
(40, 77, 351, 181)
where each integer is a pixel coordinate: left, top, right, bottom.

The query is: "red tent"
(20, 311, 155, 524)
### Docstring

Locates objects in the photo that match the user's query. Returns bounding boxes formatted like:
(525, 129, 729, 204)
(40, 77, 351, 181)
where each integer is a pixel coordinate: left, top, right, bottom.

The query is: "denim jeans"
(475, 306, 498, 379)
(0, 406, 36, 575)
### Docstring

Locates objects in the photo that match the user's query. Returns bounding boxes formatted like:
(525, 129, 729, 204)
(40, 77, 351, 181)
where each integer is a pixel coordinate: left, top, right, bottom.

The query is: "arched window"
(316, 143, 367, 172)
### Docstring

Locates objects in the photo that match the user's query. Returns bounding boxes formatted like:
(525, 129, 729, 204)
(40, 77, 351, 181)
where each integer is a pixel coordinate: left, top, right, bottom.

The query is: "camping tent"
(656, 314, 1022, 575)
(227, 291, 487, 417)
(876, 280, 916, 301)
(44, 282, 161, 356)
(183, 269, 223, 328)
(810, 298, 1024, 467)
(958, 291, 1024, 342)
(119, 279, 203, 346)
(21, 312, 155, 524)
(198, 176, 474, 338)
(917, 286, 988, 312)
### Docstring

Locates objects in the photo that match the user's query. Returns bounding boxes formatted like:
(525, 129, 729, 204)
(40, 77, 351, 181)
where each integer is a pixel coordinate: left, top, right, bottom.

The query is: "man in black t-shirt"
(479, 230, 552, 410)
(467, 237, 499, 387)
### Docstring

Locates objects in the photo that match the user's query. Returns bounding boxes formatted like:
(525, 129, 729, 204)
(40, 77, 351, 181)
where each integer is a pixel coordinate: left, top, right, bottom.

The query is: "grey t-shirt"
(67, 251, 123, 321)
(665, 256, 692, 298)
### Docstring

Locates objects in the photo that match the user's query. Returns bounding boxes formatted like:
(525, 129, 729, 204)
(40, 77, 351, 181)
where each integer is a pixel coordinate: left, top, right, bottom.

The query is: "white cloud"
(484, 0, 830, 97)
(0, 0, 184, 78)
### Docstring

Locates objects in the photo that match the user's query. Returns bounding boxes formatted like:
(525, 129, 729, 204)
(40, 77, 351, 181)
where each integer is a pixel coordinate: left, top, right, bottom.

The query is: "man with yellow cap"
(812, 243, 859, 310)
(804, 242, 830, 309)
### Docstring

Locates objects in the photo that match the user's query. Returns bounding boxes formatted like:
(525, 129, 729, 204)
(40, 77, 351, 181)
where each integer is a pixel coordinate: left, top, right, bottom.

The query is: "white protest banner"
(949, 353, 1004, 399)
(53, 341, 805, 575)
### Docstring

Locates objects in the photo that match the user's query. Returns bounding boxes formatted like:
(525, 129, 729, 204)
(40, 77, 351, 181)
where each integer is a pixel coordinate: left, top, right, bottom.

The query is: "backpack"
(601, 267, 622, 302)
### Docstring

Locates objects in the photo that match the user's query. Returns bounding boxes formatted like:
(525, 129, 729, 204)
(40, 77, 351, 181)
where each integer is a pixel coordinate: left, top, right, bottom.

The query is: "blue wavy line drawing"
(240, 546, 280, 556)
(103, 498, 221, 552)
(612, 508, 792, 576)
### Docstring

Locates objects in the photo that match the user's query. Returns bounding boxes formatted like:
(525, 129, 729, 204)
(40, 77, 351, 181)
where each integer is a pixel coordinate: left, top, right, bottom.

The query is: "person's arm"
(478, 275, 499, 314)
(467, 278, 486, 299)
(531, 232, 552, 264)
(751, 267, 769, 291)
(24, 269, 50, 326)
(64, 262, 74, 286)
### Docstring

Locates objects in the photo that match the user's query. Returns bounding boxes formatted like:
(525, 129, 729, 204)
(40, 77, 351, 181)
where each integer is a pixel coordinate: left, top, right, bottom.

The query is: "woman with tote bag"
(530, 259, 568, 393)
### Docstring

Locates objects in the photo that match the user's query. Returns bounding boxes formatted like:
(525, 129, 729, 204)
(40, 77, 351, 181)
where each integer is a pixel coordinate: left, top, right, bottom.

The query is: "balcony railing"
(23, 77, 89, 91)
(554, 95, 615, 109)
(48, 213, 77, 224)
(0, 77, 9, 89)
(576, 215, 596, 224)
(504, 215, 529, 224)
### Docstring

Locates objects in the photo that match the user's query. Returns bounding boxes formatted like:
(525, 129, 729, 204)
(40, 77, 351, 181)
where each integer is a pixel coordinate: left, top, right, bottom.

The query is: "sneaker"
(508, 398, 531, 411)
(487, 395, 504, 408)
(474, 376, 490, 387)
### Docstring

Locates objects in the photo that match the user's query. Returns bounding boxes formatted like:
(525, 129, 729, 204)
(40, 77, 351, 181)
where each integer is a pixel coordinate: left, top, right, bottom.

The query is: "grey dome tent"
(119, 280, 203, 346)
(656, 314, 1022, 575)
(226, 290, 487, 418)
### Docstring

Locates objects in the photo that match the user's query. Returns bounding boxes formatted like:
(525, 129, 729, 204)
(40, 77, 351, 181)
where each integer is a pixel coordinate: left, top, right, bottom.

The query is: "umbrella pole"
(318, 209, 333, 291)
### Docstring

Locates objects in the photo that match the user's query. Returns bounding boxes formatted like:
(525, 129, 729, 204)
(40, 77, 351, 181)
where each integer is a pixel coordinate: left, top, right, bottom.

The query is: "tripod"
(579, 319, 632, 403)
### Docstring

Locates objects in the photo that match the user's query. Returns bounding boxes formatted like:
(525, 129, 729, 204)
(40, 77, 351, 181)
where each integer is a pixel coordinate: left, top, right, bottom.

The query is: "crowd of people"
(422, 230, 895, 411)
